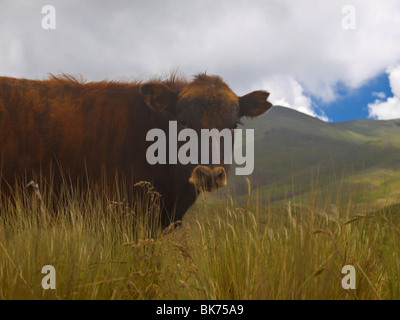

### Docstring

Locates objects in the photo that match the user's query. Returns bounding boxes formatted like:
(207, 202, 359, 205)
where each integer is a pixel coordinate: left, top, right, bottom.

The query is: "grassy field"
(237, 107, 400, 205)
(1, 178, 400, 300)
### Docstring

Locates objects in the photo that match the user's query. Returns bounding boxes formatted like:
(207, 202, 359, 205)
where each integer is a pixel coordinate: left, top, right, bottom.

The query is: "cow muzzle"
(188, 165, 227, 192)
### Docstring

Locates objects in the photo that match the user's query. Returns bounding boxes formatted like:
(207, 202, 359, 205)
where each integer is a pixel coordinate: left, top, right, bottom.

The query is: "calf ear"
(140, 83, 178, 114)
(239, 90, 273, 118)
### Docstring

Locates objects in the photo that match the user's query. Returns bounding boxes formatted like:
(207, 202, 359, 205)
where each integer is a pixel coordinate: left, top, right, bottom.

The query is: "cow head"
(141, 73, 273, 192)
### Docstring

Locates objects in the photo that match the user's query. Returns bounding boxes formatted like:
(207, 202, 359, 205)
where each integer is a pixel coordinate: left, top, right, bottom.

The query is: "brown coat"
(0, 74, 272, 227)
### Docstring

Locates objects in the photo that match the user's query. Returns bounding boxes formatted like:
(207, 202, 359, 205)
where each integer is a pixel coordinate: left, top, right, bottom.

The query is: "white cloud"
(368, 97, 400, 120)
(372, 92, 386, 99)
(257, 75, 329, 121)
(389, 65, 400, 98)
(1, 1, 400, 119)
(368, 66, 400, 120)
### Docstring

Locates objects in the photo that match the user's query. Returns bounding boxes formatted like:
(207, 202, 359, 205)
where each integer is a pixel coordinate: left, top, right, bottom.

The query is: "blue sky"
(315, 72, 392, 122)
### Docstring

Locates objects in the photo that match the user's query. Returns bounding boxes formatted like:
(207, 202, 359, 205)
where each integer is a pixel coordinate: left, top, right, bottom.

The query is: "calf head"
(141, 73, 273, 192)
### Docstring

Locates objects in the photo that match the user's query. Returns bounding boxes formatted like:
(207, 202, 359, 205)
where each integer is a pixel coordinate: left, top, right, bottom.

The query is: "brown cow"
(0, 73, 272, 227)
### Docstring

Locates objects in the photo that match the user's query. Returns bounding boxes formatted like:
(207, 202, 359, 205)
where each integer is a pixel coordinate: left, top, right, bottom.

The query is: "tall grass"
(0, 177, 399, 299)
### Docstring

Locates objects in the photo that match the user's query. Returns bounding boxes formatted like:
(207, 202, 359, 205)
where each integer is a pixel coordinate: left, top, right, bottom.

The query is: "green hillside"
(227, 106, 400, 208)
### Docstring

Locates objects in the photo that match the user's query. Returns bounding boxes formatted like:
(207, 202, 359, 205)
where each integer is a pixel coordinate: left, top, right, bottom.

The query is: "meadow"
(0, 177, 399, 300)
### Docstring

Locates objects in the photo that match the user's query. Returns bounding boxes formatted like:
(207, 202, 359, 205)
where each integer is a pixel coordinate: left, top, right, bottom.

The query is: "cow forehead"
(177, 75, 240, 128)
(179, 75, 238, 105)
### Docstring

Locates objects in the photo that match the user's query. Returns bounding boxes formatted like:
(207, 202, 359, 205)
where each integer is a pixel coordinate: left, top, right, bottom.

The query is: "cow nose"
(189, 165, 227, 191)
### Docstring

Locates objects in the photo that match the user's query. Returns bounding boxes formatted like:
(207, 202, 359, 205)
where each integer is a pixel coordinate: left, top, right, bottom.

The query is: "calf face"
(141, 73, 273, 192)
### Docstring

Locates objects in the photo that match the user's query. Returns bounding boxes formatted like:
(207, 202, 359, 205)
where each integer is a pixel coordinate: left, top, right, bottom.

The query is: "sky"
(1, 0, 400, 122)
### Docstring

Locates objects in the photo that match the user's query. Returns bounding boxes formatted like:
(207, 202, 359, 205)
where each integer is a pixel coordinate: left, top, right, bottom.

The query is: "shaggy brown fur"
(0, 73, 272, 227)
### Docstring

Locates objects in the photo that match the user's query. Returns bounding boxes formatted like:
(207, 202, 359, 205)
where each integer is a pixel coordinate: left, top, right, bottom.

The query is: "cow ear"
(239, 90, 273, 118)
(140, 83, 178, 114)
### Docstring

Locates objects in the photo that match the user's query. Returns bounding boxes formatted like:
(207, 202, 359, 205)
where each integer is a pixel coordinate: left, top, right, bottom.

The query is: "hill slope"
(227, 106, 400, 207)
